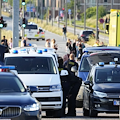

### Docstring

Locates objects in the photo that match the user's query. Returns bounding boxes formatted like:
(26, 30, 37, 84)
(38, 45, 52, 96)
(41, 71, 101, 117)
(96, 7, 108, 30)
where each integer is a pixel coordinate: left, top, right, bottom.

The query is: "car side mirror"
(60, 70, 68, 76)
(28, 86, 38, 93)
(84, 80, 90, 85)
(71, 66, 77, 73)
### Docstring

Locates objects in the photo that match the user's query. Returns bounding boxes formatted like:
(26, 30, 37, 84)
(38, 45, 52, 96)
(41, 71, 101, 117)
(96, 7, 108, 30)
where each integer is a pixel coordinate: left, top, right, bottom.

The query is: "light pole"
(65, 0, 67, 29)
(84, 0, 86, 30)
(41, 0, 43, 23)
(74, 0, 76, 35)
(111, 0, 113, 9)
(96, 0, 98, 40)
(58, 0, 60, 27)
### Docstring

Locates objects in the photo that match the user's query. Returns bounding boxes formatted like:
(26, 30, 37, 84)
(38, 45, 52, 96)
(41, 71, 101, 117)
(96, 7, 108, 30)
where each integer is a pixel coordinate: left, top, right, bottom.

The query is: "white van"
(5, 50, 68, 117)
(20, 22, 45, 41)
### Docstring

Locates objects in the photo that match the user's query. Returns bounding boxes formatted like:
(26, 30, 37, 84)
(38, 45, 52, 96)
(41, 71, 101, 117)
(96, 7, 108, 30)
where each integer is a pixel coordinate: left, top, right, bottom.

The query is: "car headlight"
(93, 91, 107, 98)
(50, 84, 61, 91)
(24, 103, 40, 111)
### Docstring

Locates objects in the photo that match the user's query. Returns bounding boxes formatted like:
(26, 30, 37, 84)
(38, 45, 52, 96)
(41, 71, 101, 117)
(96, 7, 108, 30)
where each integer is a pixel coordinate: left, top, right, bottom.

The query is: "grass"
(2, 11, 11, 17)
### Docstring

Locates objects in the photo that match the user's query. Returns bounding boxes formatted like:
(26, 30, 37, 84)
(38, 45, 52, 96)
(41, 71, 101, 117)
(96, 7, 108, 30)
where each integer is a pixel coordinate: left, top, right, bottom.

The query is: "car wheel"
(36, 39, 39, 41)
(42, 39, 45, 40)
(46, 108, 63, 118)
(83, 108, 89, 116)
(89, 100, 98, 117)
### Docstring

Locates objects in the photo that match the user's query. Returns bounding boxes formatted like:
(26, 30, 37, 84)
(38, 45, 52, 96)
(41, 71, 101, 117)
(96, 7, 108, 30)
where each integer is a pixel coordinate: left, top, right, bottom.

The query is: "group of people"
(45, 39, 58, 50)
(58, 53, 82, 117)
(1, 36, 13, 53)
(93, 39, 106, 47)
(66, 38, 85, 60)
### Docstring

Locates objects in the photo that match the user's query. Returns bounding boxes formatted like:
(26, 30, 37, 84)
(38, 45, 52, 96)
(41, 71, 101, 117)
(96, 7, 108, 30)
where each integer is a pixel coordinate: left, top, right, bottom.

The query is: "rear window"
(88, 53, 120, 65)
(5, 57, 57, 74)
(25, 25, 38, 29)
(80, 57, 91, 72)
(95, 68, 120, 83)
(83, 31, 93, 35)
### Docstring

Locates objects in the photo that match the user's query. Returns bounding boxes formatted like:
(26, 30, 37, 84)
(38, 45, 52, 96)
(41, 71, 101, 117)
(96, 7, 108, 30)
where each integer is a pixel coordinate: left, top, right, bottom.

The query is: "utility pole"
(41, 0, 43, 23)
(13, 0, 19, 47)
(46, 0, 49, 25)
(37, 0, 39, 22)
(29, 0, 31, 19)
(111, 0, 113, 9)
(52, 0, 53, 26)
(65, 0, 67, 29)
(74, 0, 76, 35)
(58, 0, 60, 27)
(96, 0, 98, 40)
(22, 4, 25, 37)
(0, 0, 1, 42)
(84, 0, 86, 30)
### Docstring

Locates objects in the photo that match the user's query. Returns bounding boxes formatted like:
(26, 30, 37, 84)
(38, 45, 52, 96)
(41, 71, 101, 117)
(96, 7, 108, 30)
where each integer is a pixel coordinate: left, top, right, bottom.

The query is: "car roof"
(27, 22, 37, 26)
(0, 72, 14, 76)
(83, 46, 120, 53)
(95, 64, 120, 69)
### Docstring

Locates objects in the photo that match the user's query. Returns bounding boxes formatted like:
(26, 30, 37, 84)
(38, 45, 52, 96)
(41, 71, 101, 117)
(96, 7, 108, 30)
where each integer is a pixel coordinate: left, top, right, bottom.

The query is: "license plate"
(113, 100, 120, 105)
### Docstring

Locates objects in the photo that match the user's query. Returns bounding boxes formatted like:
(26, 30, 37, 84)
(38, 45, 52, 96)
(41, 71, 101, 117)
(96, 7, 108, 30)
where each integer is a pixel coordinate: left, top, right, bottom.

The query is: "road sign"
(68, 9, 71, 15)
(99, 18, 104, 24)
(26, 6, 34, 12)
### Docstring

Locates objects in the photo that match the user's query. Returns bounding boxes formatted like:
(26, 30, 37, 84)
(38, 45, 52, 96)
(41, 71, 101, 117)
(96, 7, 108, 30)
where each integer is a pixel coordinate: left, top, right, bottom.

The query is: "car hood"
(18, 74, 61, 86)
(93, 83, 120, 93)
(0, 93, 36, 106)
(78, 72, 88, 81)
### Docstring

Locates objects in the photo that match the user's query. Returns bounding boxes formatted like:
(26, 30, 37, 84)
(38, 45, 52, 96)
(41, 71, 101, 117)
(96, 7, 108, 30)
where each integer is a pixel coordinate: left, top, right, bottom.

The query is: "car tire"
(36, 39, 39, 41)
(89, 100, 98, 117)
(83, 108, 89, 116)
(46, 108, 63, 118)
(42, 39, 45, 41)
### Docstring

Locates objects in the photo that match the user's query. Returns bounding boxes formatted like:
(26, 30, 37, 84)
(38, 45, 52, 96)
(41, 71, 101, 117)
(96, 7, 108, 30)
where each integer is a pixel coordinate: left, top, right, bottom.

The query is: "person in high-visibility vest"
(93, 39, 100, 47)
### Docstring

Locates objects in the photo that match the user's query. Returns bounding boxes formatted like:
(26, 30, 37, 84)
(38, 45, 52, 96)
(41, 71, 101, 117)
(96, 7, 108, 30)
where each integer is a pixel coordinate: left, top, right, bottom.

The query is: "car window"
(25, 25, 38, 29)
(95, 68, 120, 83)
(83, 31, 93, 35)
(0, 76, 26, 93)
(80, 57, 91, 72)
(5, 57, 57, 74)
(88, 53, 120, 65)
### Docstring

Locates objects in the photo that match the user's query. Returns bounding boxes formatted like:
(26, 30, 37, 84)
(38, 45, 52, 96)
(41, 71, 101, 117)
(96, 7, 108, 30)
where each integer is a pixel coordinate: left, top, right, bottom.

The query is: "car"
(77, 47, 120, 107)
(20, 22, 45, 41)
(4, 49, 68, 117)
(0, 66, 41, 120)
(77, 30, 95, 41)
(83, 62, 120, 117)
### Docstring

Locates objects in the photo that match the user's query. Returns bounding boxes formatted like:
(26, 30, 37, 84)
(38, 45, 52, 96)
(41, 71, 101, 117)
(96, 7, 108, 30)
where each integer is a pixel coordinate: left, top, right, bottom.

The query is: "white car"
(20, 22, 45, 41)
(4, 49, 68, 117)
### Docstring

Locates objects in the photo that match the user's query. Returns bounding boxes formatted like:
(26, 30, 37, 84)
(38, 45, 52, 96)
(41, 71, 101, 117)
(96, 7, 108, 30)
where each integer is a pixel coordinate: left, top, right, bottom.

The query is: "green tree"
(98, 6, 106, 18)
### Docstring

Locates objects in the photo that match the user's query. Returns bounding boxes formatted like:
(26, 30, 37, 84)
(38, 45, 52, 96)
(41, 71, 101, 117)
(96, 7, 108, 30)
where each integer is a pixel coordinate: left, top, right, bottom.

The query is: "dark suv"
(78, 30, 95, 41)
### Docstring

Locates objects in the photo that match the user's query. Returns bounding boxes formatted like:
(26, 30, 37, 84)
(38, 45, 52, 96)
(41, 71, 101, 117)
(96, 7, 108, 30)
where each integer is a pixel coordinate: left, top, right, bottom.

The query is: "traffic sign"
(99, 18, 104, 24)
(68, 9, 71, 15)
(26, 6, 34, 12)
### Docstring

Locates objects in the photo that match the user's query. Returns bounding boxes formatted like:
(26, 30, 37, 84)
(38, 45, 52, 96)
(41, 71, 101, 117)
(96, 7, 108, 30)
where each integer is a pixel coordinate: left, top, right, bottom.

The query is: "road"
(3, 15, 119, 120)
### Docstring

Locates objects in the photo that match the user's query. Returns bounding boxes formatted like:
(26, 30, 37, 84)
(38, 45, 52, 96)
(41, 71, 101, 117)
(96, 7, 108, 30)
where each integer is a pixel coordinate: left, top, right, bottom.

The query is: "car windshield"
(25, 25, 38, 29)
(5, 57, 57, 74)
(0, 76, 26, 93)
(80, 57, 91, 72)
(95, 68, 120, 83)
(87, 53, 120, 65)
(83, 31, 93, 35)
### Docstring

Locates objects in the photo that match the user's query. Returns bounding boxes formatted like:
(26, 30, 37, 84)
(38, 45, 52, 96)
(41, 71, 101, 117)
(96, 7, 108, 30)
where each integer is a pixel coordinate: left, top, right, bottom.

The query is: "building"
(80, 0, 120, 12)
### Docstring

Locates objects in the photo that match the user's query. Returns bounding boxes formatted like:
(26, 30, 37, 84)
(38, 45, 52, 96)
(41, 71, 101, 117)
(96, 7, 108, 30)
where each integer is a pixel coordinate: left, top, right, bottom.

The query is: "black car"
(0, 72, 41, 120)
(78, 30, 95, 41)
(83, 62, 120, 117)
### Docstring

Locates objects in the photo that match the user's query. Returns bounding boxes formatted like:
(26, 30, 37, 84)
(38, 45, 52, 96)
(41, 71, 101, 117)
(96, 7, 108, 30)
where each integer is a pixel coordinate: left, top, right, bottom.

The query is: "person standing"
(23, 37, 28, 47)
(62, 25, 67, 41)
(66, 39, 72, 53)
(64, 53, 82, 116)
(8, 38, 13, 49)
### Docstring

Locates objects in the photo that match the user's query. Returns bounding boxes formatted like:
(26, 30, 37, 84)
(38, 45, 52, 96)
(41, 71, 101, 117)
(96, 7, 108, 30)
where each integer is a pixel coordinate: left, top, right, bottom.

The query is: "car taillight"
(37, 32, 39, 34)
(81, 34, 85, 37)
(41, 32, 44, 34)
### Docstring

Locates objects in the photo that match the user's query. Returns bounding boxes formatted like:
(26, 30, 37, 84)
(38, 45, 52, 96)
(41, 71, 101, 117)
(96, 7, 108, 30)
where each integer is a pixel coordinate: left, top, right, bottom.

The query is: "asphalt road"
(3, 15, 119, 120)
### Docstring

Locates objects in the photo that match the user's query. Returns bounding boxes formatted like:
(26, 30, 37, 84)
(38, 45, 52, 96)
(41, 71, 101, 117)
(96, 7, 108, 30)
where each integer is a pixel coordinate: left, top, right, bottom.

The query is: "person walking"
(64, 53, 82, 116)
(62, 25, 67, 41)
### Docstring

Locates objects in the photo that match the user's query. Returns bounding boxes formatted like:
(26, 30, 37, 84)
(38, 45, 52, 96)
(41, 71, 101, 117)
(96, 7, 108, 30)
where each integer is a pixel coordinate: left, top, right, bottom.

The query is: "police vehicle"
(83, 61, 120, 117)
(20, 22, 45, 41)
(77, 47, 120, 107)
(4, 49, 68, 117)
(0, 66, 41, 120)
